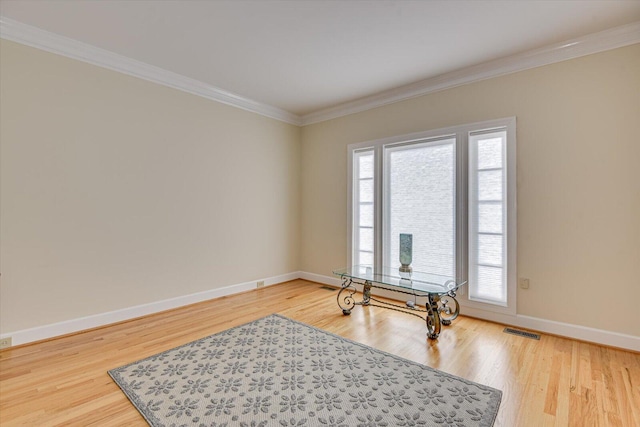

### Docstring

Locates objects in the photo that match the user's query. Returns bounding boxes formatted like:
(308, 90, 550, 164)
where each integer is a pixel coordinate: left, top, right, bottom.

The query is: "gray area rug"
(109, 314, 501, 426)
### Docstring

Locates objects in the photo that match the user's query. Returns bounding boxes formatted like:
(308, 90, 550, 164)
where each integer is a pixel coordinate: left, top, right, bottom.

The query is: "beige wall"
(300, 44, 640, 337)
(2, 38, 639, 340)
(0, 40, 301, 333)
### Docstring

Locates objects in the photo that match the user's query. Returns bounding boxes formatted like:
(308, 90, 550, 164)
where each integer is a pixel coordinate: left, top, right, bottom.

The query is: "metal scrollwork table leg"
(337, 277, 374, 315)
(425, 294, 442, 339)
(437, 290, 460, 326)
(337, 277, 357, 315)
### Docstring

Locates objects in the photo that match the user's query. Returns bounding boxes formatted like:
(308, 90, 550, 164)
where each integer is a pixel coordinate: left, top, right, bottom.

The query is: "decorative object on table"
(399, 233, 413, 278)
(109, 314, 501, 427)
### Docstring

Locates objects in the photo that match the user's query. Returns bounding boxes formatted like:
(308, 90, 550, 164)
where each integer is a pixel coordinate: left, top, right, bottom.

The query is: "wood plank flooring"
(1, 279, 638, 426)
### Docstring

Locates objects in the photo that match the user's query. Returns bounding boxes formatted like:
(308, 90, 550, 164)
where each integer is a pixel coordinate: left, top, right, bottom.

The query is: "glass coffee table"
(333, 265, 467, 339)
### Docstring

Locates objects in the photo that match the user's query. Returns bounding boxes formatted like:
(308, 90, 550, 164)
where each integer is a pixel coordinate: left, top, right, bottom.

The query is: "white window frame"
(346, 117, 517, 315)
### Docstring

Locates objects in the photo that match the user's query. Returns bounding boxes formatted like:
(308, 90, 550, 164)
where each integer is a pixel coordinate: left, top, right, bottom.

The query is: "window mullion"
(374, 145, 384, 272)
(456, 131, 468, 292)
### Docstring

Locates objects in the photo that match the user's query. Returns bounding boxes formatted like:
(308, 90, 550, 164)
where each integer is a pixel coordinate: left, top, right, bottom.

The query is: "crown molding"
(0, 17, 302, 126)
(1, 17, 638, 127)
(300, 21, 640, 126)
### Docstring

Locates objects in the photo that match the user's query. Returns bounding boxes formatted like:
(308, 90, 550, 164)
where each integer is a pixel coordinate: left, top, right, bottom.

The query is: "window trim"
(464, 119, 517, 315)
(347, 117, 517, 315)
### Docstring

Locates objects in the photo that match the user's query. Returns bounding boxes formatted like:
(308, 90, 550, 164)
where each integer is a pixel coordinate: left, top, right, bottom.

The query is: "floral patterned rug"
(109, 314, 501, 426)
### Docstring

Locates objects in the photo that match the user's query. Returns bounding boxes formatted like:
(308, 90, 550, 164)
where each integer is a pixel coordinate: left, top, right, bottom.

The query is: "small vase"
(399, 233, 413, 278)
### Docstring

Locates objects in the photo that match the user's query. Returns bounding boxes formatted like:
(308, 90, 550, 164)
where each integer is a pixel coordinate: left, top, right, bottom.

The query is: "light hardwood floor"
(1, 279, 638, 426)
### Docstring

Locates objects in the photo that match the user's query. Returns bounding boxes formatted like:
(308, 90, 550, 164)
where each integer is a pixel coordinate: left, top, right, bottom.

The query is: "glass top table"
(332, 265, 467, 339)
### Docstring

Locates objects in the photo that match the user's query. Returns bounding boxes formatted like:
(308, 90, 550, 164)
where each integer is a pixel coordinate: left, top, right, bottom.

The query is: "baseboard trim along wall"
(3, 271, 639, 352)
(0, 271, 300, 347)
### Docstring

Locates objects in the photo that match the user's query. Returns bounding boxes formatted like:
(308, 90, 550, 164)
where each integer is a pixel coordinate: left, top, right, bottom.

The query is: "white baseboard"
(300, 272, 640, 352)
(299, 271, 343, 287)
(1, 271, 300, 346)
(3, 270, 638, 352)
(459, 306, 640, 352)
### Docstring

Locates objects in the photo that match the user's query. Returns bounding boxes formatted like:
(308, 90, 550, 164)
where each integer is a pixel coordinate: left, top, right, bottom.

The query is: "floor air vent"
(503, 327, 540, 340)
(319, 286, 336, 291)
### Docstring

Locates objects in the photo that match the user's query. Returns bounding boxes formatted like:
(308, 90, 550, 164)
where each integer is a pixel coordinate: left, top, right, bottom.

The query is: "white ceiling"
(1, 0, 639, 119)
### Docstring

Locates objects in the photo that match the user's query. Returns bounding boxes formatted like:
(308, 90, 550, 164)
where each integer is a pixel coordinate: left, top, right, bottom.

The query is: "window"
(347, 118, 516, 313)
(469, 130, 508, 304)
(384, 138, 455, 277)
(352, 150, 375, 266)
